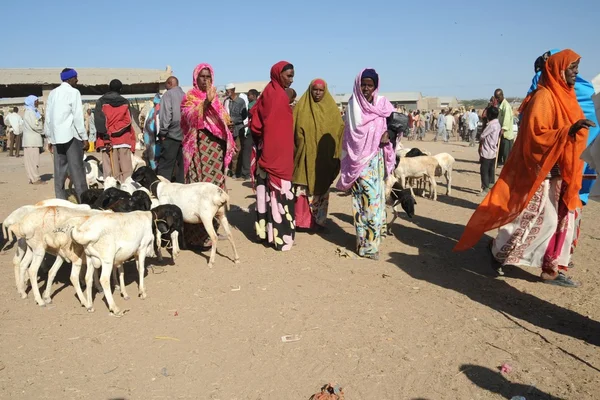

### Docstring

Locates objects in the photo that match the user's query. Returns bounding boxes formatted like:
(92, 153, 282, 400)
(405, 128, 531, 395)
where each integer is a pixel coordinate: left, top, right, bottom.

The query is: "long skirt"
(492, 178, 579, 277)
(185, 129, 226, 247)
(351, 150, 387, 257)
(255, 164, 295, 251)
(294, 185, 330, 229)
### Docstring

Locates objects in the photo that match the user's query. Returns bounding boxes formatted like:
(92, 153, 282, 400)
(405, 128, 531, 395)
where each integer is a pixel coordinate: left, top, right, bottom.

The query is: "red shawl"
(250, 61, 294, 184)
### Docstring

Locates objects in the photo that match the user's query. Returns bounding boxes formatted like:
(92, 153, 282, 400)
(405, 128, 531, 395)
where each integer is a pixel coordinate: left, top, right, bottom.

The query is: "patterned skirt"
(185, 129, 226, 247)
(351, 150, 387, 257)
(492, 178, 579, 277)
(294, 185, 330, 229)
(255, 165, 296, 251)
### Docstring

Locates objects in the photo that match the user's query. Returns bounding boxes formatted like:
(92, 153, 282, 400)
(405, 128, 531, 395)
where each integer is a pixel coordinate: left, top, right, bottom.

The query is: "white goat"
(432, 153, 455, 196)
(131, 154, 146, 172)
(389, 156, 439, 201)
(11, 207, 106, 306)
(71, 211, 158, 316)
(41, 215, 107, 310)
(132, 167, 239, 267)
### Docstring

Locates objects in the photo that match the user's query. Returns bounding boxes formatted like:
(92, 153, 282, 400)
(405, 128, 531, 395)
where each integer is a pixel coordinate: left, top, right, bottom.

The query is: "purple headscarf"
(336, 68, 395, 191)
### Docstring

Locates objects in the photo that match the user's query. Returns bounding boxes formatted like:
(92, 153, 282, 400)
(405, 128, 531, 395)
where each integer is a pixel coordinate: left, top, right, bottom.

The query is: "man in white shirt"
(44, 68, 89, 201)
(445, 111, 455, 142)
(468, 108, 480, 147)
(5, 107, 24, 157)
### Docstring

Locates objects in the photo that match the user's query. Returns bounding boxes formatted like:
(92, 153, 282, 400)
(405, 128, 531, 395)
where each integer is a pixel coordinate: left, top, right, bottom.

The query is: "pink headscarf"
(336, 68, 395, 191)
(181, 63, 236, 177)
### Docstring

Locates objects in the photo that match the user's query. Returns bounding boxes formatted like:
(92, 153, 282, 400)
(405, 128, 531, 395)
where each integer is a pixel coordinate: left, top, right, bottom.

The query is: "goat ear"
(156, 221, 169, 233)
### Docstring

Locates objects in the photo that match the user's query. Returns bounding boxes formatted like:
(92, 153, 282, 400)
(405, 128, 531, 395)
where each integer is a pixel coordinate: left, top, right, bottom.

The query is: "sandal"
(543, 272, 580, 288)
(488, 240, 504, 276)
(362, 252, 380, 261)
(568, 261, 575, 269)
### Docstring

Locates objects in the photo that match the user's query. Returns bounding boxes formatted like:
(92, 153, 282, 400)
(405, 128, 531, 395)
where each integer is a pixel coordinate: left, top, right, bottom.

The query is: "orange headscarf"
(454, 49, 588, 251)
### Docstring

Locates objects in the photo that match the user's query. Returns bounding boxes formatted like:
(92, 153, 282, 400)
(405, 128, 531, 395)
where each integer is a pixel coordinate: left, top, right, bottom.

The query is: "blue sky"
(2, 0, 599, 100)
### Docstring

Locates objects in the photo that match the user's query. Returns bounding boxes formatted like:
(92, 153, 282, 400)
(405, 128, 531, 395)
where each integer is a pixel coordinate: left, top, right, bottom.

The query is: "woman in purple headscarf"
(336, 68, 395, 260)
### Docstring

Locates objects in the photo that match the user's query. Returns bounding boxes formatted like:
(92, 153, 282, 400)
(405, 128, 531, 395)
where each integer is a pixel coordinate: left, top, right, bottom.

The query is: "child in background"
(478, 106, 501, 196)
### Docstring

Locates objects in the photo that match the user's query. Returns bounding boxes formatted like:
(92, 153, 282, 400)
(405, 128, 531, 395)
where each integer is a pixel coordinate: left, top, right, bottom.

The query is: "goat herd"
(3, 155, 239, 316)
(3, 148, 454, 317)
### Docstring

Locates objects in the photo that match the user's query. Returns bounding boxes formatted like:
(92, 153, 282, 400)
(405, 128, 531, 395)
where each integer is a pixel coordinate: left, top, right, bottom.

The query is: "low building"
(0, 66, 173, 101)
(437, 96, 460, 110)
(333, 91, 425, 110)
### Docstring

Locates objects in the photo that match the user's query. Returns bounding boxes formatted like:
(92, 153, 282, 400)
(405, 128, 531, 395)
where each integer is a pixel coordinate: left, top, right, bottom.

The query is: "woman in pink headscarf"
(180, 63, 236, 247)
(336, 68, 395, 260)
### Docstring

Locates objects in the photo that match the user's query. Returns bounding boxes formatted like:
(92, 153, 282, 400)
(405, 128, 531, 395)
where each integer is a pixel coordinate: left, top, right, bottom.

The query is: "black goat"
(80, 189, 104, 206)
(93, 187, 132, 210)
(151, 204, 185, 260)
(404, 148, 426, 158)
(387, 186, 417, 234)
(106, 191, 152, 212)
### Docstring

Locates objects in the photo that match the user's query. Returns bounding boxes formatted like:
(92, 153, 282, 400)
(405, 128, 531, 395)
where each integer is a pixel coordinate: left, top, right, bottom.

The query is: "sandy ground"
(0, 137, 599, 400)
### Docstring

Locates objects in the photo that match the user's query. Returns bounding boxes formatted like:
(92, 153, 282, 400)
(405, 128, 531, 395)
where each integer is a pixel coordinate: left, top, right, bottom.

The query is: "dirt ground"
(1, 137, 599, 400)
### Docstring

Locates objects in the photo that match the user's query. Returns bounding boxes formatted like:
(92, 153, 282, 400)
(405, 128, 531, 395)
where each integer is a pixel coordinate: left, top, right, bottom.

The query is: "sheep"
(66, 155, 104, 190)
(71, 210, 178, 315)
(131, 166, 239, 267)
(92, 187, 132, 210)
(387, 156, 439, 201)
(41, 215, 106, 310)
(119, 177, 143, 195)
(151, 204, 185, 261)
(105, 191, 151, 212)
(83, 155, 104, 188)
(3, 201, 92, 295)
(386, 186, 417, 234)
(12, 206, 108, 306)
(103, 176, 120, 190)
(131, 154, 146, 172)
(396, 147, 432, 159)
(3, 200, 89, 245)
(432, 153, 455, 196)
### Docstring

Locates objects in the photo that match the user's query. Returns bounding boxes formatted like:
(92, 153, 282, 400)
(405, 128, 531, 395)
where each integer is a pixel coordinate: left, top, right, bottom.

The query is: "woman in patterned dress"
(336, 69, 396, 260)
(180, 63, 236, 247)
(455, 50, 596, 287)
(250, 61, 296, 251)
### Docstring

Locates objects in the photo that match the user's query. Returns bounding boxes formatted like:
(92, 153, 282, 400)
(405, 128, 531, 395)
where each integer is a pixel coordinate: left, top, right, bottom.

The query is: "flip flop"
(543, 272, 580, 288)
(488, 240, 504, 276)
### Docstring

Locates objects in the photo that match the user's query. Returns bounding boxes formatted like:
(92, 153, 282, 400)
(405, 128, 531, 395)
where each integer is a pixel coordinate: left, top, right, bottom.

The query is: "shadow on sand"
(386, 213, 600, 347)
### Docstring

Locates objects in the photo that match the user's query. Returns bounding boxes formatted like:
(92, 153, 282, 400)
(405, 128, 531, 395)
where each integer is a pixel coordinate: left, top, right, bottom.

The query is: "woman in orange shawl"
(454, 49, 596, 287)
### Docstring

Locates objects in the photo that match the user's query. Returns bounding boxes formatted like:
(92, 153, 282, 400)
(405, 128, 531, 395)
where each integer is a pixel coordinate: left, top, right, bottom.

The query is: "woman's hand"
(206, 82, 216, 103)
(569, 119, 596, 137)
(380, 131, 390, 144)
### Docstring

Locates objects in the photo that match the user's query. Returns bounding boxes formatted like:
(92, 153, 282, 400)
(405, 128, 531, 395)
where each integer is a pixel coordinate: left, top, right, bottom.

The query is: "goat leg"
(69, 261, 91, 309)
(136, 253, 147, 299)
(218, 214, 240, 264)
(42, 256, 65, 304)
(117, 264, 130, 300)
(27, 251, 47, 307)
(100, 262, 121, 315)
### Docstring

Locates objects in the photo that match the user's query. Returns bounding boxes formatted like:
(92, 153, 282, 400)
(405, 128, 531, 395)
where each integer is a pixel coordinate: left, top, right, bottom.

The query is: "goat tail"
(216, 188, 230, 211)
(71, 225, 94, 246)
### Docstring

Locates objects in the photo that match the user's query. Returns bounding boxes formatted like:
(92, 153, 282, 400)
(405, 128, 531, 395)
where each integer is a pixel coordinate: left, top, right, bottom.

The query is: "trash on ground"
(500, 363, 512, 374)
(310, 383, 344, 400)
(155, 336, 180, 341)
(281, 334, 301, 343)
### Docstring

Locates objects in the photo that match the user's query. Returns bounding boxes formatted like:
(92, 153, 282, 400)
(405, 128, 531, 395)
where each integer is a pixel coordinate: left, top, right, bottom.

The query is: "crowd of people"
(3, 47, 599, 288)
